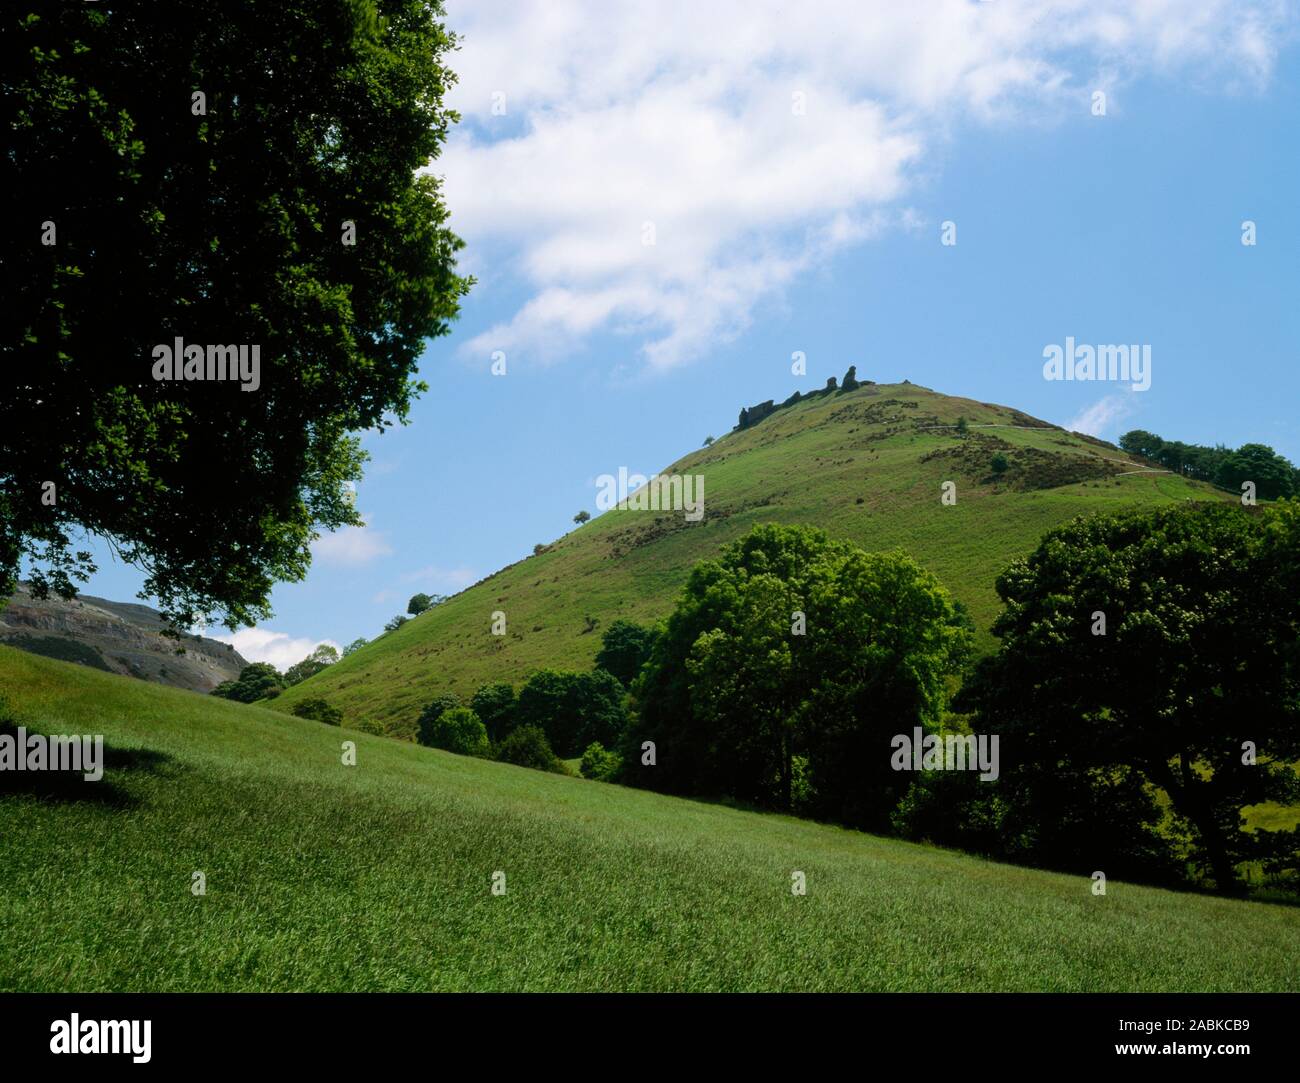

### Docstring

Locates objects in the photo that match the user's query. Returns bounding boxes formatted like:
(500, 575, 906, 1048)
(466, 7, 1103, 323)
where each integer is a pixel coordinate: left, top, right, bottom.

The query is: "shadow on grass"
(0, 721, 179, 809)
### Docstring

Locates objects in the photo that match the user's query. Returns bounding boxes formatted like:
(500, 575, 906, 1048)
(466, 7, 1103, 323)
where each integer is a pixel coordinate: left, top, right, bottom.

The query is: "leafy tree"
(407, 593, 433, 616)
(283, 644, 339, 686)
(840, 365, 859, 391)
(515, 669, 628, 758)
(342, 637, 369, 657)
(416, 693, 461, 747)
(959, 501, 1300, 894)
(1118, 429, 1164, 461)
(383, 615, 409, 634)
(990, 452, 1009, 476)
(210, 662, 284, 703)
(955, 416, 968, 434)
(624, 523, 970, 827)
(594, 620, 659, 688)
(703, 436, 715, 447)
(469, 682, 518, 742)
(1119, 430, 1298, 498)
(573, 510, 591, 526)
(292, 698, 343, 726)
(1214, 443, 1296, 501)
(579, 742, 621, 782)
(495, 724, 565, 774)
(421, 705, 489, 757)
(0, 2, 471, 628)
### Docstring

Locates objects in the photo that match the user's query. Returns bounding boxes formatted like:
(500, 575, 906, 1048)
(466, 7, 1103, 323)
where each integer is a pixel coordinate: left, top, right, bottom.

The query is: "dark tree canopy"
(494, 724, 565, 774)
(959, 500, 1300, 893)
(469, 681, 518, 743)
(0, 1, 471, 628)
(594, 620, 659, 688)
(515, 668, 628, 758)
(416, 693, 461, 747)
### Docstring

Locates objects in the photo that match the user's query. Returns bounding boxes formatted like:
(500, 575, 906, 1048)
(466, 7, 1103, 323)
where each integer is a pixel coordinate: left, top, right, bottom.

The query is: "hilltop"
(2, 645, 1297, 992)
(275, 381, 1229, 733)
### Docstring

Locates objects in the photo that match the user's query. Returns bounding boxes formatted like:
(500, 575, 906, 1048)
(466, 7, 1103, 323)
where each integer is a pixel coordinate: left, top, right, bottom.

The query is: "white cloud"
(439, 0, 1290, 368)
(1066, 393, 1137, 438)
(214, 628, 341, 671)
(311, 514, 393, 566)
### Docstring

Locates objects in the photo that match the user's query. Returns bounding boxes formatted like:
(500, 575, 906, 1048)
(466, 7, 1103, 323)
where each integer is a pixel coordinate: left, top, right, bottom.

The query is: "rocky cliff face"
(0, 583, 248, 693)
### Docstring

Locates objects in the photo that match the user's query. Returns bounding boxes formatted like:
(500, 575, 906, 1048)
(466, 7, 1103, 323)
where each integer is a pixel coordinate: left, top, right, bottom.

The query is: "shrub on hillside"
(494, 724, 565, 773)
(515, 668, 628, 758)
(211, 662, 284, 703)
(579, 741, 621, 783)
(283, 644, 339, 686)
(291, 698, 343, 726)
(594, 620, 659, 688)
(416, 693, 461, 747)
(422, 705, 490, 757)
(469, 682, 517, 742)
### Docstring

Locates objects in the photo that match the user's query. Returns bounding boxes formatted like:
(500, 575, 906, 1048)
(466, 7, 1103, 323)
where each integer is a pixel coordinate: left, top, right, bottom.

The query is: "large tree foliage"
(515, 669, 628, 759)
(623, 524, 971, 829)
(283, 643, 339, 686)
(211, 662, 284, 703)
(0, 2, 470, 627)
(959, 501, 1300, 893)
(420, 705, 489, 758)
(469, 681, 518, 743)
(593, 620, 659, 689)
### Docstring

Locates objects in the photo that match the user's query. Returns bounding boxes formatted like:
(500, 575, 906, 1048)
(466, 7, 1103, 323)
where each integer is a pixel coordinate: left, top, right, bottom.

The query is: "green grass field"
(4, 645, 1298, 992)
(274, 382, 1231, 734)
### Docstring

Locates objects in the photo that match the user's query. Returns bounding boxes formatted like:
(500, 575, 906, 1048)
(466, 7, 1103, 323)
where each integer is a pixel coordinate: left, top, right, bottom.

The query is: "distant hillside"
(275, 381, 1232, 733)
(0, 582, 247, 693)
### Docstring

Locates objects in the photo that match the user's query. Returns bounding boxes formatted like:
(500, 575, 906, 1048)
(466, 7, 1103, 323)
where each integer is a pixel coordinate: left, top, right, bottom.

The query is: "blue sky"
(61, 1, 1300, 667)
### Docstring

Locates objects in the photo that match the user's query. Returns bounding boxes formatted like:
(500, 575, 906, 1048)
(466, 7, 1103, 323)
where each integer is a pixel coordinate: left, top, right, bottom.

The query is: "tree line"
(1119, 429, 1298, 500)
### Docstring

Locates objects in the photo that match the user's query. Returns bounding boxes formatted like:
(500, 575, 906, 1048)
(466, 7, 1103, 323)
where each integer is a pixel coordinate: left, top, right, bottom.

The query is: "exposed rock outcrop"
(0, 583, 247, 693)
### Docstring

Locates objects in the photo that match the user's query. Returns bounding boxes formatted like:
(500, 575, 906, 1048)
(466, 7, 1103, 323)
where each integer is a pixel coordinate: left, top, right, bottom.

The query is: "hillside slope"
(277, 382, 1229, 732)
(2, 646, 1297, 992)
(1, 582, 247, 693)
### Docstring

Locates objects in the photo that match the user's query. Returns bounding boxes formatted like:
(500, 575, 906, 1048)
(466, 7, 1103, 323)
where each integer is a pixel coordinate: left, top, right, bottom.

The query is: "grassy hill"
(3, 645, 1298, 992)
(275, 381, 1230, 733)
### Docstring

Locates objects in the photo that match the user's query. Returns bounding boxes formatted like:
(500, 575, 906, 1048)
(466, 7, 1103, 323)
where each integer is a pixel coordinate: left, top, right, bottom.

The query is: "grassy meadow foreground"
(3, 646, 1298, 992)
